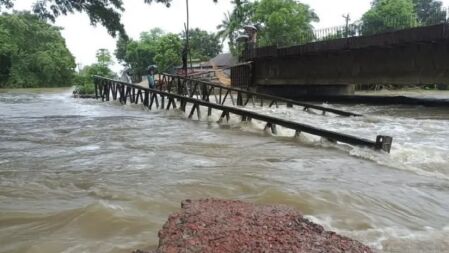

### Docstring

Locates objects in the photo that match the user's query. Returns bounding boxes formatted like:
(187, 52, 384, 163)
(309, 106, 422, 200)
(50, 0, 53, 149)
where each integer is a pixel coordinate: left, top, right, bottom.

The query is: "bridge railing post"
(375, 135, 393, 153)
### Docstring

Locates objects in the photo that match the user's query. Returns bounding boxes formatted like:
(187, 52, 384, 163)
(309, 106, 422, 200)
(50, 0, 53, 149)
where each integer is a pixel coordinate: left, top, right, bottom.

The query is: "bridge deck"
(94, 75, 393, 153)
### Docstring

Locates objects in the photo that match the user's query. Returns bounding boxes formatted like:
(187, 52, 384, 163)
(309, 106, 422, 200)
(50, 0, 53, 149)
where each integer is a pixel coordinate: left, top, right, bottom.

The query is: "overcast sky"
(10, 0, 449, 72)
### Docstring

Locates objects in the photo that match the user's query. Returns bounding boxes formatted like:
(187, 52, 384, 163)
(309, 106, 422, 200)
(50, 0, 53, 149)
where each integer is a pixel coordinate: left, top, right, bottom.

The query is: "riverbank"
(135, 199, 372, 253)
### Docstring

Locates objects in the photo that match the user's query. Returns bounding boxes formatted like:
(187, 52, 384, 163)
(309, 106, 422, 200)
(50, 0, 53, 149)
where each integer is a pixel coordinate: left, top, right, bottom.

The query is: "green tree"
(89, 48, 115, 78)
(181, 28, 222, 61)
(412, 0, 447, 25)
(115, 28, 163, 76)
(0, 0, 218, 37)
(0, 11, 76, 88)
(115, 35, 129, 65)
(73, 49, 116, 95)
(96, 48, 113, 67)
(361, 0, 418, 35)
(371, 0, 447, 25)
(115, 28, 183, 75)
(217, 0, 318, 50)
(154, 33, 182, 72)
(217, 0, 254, 55)
(251, 0, 319, 47)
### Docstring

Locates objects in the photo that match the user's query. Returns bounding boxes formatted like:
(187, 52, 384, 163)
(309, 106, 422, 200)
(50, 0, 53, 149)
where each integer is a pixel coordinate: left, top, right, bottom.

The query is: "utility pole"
(183, 0, 190, 77)
(343, 14, 351, 38)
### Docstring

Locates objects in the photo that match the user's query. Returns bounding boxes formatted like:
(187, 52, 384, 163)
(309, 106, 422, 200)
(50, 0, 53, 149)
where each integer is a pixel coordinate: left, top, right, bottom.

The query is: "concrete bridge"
(231, 24, 449, 98)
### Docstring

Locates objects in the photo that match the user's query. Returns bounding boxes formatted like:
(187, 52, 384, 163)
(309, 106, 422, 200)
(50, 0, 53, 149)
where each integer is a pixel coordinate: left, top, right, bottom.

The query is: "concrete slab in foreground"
(134, 199, 372, 253)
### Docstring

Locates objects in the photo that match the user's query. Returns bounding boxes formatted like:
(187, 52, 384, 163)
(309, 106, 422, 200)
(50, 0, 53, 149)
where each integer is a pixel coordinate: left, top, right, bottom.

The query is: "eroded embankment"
(135, 199, 373, 253)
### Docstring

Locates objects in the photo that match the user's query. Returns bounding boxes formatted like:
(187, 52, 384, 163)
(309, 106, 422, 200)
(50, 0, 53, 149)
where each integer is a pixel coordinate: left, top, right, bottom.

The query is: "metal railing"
(256, 7, 449, 48)
(158, 73, 362, 117)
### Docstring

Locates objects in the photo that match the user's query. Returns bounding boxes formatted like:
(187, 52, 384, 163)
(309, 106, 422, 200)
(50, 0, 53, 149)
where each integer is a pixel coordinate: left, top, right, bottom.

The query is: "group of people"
(121, 65, 157, 89)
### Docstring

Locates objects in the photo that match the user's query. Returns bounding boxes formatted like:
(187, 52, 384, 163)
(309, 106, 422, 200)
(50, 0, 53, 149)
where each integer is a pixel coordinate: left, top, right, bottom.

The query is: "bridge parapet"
(245, 24, 449, 60)
(232, 23, 449, 92)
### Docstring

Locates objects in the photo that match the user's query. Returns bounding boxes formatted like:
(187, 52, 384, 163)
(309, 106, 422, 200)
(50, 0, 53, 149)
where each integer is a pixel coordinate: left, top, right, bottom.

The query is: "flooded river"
(1, 88, 449, 253)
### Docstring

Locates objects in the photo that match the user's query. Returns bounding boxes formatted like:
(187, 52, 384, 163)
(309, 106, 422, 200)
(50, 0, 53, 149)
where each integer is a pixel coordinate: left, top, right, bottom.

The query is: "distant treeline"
(115, 28, 222, 77)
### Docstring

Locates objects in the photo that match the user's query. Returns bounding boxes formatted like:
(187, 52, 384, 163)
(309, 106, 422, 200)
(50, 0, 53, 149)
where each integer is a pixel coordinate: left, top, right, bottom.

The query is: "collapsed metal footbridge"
(93, 74, 393, 153)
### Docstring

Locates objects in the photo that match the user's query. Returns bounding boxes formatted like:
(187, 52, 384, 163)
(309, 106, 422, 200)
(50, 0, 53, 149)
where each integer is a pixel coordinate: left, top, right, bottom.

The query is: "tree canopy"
(361, 0, 418, 35)
(181, 28, 222, 61)
(369, 0, 447, 25)
(359, 0, 447, 35)
(154, 33, 182, 72)
(217, 0, 254, 55)
(116, 28, 163, 76)
(217, 0, 318, 51)
(0, 11, 76, 87)
(412, 0, 447, 24)
(96, 48, 114, 67)
(252, 0, 318, 47)
(116, 28, 221, 75)
(0, 0, 218, 37)
(74, 48, 116, 95)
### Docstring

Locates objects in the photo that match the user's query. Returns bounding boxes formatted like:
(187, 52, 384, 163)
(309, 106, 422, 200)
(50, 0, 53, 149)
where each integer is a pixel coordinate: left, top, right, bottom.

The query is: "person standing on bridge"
(147, 65, 157, 89)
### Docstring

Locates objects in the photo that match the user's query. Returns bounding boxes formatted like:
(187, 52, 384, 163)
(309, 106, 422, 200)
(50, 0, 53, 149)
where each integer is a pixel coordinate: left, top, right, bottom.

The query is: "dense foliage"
(217, 0, 318, 52)
(181, 28, 222, 61)
(74, 49, 116, 95)
(217, 0, 446, 50)
(116, 28, 162, 76)
(412, 0, 447, 24)
(252, 0, 318, 47)
(0, 0, 218, 37)
(361, 0, 446, 35)
(153, 33, 183, 73)
(362, 0, 418, 35)
(0, 12, 76, 88)
(217, 0, 254, 55)
(116, 28, 221, 75)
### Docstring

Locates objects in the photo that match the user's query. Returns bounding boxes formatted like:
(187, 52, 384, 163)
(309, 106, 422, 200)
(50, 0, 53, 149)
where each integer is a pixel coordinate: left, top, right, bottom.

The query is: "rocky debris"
(136, 199, 373, 253)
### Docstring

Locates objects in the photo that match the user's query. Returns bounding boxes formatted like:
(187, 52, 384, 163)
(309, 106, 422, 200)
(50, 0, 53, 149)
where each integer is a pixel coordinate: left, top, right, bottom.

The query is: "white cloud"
(8, 0, 449, 73)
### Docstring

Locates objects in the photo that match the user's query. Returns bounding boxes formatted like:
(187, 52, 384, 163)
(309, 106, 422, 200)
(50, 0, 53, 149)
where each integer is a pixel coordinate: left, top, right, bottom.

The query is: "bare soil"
(134, 199, 373, 253)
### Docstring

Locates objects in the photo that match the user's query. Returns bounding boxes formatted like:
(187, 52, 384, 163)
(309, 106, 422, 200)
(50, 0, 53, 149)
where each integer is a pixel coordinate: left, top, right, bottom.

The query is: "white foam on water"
(99, 200, 125, 212)
(305, 215, 449, 252)
(349, 146, 449, 180)
(85, 94, 449, 179)
(234, 103, 449, 179)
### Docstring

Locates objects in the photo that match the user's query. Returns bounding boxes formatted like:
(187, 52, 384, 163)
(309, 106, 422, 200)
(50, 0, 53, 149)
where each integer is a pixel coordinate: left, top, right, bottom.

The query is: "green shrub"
(74, 82, 95, 95)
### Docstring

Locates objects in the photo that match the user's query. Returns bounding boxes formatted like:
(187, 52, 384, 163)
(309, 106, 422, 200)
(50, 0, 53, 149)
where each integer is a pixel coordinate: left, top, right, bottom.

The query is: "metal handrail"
(159, 73, 361, 117)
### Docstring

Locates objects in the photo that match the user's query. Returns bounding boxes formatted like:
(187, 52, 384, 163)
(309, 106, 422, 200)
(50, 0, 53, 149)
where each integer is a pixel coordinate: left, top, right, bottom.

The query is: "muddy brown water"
(1, 88, 449, 253)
